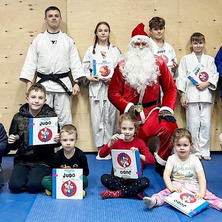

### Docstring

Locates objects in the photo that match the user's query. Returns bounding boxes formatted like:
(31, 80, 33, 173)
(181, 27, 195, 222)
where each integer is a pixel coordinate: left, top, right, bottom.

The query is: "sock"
(137, 192, 143, 200)
(143, 196, 157, 209)
(101, 190, 121, 199)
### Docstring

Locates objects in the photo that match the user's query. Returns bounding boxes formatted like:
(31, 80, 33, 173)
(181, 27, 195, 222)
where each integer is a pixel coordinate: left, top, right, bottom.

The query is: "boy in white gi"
(19, 6, 84, 127)
(176, 32, 219, 160)
(149, 17, 178, 79)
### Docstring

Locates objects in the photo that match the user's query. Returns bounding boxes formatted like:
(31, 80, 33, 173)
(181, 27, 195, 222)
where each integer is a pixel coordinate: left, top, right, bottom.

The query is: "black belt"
(134, 100, 159, 116)
(36, 72, 72, 96)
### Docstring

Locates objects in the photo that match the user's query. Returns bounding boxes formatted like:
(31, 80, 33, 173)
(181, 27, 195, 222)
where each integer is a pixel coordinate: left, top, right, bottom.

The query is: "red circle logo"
(117, 153, 131, 168)
(180, 193, 196, 203)
(161, 54, 169, 64)
(61, 180, 77, 197)
(199, 71, 209, 82)
(38, 128, 52, 142)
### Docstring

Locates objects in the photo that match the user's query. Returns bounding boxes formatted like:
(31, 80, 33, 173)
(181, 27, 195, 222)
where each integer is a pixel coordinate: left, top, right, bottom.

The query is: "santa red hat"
(131, 23, 149, 41)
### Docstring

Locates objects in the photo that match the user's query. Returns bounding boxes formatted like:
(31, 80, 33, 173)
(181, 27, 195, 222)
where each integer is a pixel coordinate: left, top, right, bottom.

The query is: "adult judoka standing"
(19, 6, 84, 127)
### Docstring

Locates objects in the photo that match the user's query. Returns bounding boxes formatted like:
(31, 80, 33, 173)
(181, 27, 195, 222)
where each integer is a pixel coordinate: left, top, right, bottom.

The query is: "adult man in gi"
(108, 23, 178, 175)
(19, 6, 84, 127)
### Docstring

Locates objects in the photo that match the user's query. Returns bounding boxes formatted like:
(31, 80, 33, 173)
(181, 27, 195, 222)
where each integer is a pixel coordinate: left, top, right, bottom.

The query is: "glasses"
(134, 42, 148, 47)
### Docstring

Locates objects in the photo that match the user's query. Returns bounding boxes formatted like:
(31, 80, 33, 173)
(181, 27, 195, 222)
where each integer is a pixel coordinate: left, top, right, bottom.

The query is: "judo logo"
(160, 54, 169, 64)
(38, 127, 52, 142)
(199, 71, 209, 82)
(117, 153, 131, 168)
(180, 193, 196, 203)
(61, 180, 77, 197)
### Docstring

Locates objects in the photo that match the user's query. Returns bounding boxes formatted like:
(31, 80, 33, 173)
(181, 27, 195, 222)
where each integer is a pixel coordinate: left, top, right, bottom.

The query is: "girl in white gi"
(176, 33, 219, 160)
(82, 22, 122, 160)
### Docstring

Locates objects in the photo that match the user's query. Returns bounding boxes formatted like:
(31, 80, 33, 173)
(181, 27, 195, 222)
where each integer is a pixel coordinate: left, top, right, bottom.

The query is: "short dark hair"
(27, 83, 46, 97)
(149, 17, 165, 29)
(45, 6, 61, 17)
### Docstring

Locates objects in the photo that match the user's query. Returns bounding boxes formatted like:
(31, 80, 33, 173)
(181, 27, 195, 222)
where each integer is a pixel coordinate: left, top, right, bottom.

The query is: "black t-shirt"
(53, 147, 89, 176)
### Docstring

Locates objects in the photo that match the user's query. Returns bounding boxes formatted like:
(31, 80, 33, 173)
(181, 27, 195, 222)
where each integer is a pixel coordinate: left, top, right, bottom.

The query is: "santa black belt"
(36, 72, 72, 96)
(134, 100, 159, 115)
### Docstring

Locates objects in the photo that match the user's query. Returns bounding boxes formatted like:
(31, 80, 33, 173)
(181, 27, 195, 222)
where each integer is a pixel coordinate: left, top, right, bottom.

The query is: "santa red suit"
(108, 23, 178, 169)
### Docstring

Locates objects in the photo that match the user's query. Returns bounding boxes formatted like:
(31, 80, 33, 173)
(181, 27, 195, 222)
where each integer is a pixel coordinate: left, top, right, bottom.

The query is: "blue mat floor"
(0, 153, 221, 222)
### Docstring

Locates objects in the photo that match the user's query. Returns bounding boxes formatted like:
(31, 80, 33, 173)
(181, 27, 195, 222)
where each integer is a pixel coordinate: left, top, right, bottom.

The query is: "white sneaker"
(96, 153, 111, 160)
(143, 196, 157, 209)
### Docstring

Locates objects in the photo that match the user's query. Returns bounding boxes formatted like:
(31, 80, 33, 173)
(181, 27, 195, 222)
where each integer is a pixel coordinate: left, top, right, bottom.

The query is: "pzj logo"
(61, 180, 77, 197)
(117, 153, 131, 168)
(38, 127, 52, 142)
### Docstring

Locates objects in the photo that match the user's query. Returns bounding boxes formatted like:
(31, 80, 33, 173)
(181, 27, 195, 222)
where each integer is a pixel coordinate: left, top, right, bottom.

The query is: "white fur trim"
(124, 102, 134, 113)
(130, 35, 149, 43)
(154, 152, 166, 166)
(159, 106, 174, 115)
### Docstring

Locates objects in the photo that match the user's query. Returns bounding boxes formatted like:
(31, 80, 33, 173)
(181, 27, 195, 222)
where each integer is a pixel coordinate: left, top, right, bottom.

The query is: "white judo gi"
(149, 38, 178, 79)
(176, 52, 219, 156)
(82, 43, 122, 147)
(20, 31, 84, 127)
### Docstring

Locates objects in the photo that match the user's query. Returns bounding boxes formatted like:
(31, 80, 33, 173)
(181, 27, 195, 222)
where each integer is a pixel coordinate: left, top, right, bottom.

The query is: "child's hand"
(172, 186, 182, 193)
(196, 82, 210, 91)
(180, 94, 188, 108)
(86, 76, 99, 82)
(53, 133, 60, 143)
(108, 134, 120, 147)
(100, 78, 111, 84)
(171, 61, 178, 72)
(130, 147, 138, 151)
(194, 192, 204, 200)
(8, 134, 19, 144)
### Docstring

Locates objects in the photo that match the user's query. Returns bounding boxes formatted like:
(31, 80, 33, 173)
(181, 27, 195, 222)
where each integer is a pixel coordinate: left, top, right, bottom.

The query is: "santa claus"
(108, 23, 178, 175)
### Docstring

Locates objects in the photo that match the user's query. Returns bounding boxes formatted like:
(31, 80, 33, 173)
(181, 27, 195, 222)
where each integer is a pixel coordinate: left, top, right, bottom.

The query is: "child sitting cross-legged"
(42, 124, 89, 196)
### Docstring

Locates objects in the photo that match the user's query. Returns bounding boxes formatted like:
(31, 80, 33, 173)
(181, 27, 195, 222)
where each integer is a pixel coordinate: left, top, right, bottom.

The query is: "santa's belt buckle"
(135, 104, 143, 113)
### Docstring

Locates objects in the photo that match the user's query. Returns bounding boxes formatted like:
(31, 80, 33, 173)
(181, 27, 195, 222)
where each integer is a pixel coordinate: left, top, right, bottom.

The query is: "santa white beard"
(120, 46, 160, 93)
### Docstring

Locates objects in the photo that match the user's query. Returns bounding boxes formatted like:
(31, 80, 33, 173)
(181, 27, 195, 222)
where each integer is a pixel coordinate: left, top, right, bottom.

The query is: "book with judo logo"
(111, 149, 142, 179)
(92, 59, 113, 79)
(164, 188, 209, 217)
(52, 168, 83, 199)
(29, 117, 58, 146)
(188, 64, 209, 85)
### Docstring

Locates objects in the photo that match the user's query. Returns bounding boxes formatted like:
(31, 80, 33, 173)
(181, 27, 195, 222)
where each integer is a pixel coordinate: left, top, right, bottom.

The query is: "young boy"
(42, 124, 89, 196)
(149, 17, 178, 79)
(0, 123, 8, 189)
(7, 83, 59, 193)
(176, 32, 219, 160)
(19, 6, 85, 128)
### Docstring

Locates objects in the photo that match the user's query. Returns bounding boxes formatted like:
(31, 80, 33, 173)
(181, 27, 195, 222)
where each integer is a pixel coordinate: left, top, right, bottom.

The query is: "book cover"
(92, 59, 113, 79)
(111, 149, 142, 179)
(188, 64, 209, 85)
(164, 188, 209, 217)
(52, 168, 83, 199)
(29, 117, 58, 146)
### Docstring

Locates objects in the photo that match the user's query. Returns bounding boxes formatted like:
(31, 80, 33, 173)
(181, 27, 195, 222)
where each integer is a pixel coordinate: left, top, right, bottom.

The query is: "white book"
(29, 117, 58, 146)
(164, 187, 209, 217)
(111, 149, 142, 179)
(92, 59, 113, 79)
(52, 168, 83, 199)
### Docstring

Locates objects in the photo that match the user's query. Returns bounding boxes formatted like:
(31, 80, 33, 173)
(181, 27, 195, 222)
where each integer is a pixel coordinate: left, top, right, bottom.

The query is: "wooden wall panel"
(0, 0, 222, 152)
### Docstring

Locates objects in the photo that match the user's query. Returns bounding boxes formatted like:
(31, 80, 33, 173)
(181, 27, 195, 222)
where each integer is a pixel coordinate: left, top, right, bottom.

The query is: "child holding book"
(82, 21, 122, 160)
(7, 83, 59, 193)
(149, 17, 178, 79)
(143, 128, 222, 211)
(0, 123, 8, 189)
(99, 113, 155, 199)
(176, 32, 219, 160)
(42, 124, 89, 195)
